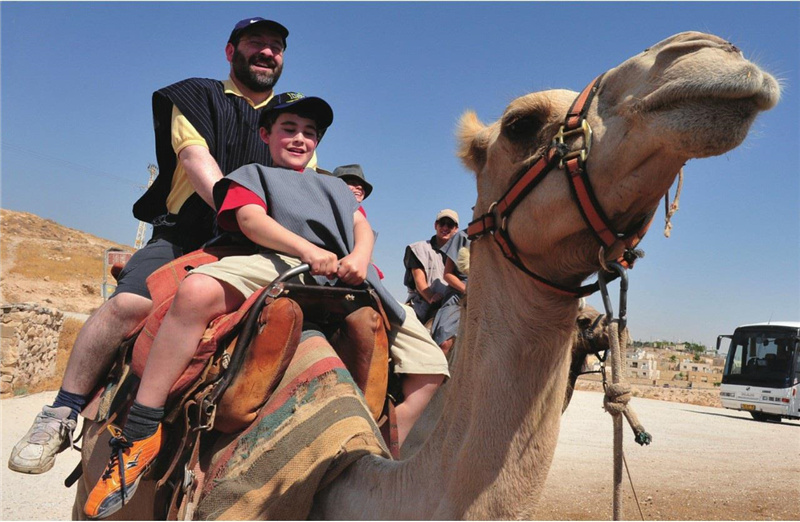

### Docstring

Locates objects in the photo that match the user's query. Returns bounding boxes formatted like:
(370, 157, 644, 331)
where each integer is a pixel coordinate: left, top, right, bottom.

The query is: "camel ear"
(457, 111, 490, 174)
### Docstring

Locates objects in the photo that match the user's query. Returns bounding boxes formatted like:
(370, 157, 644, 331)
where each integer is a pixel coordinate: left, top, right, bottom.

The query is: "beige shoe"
(8, 405, 77, 474)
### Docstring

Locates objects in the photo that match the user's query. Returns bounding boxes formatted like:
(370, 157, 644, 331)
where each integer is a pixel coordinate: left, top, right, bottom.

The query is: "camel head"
(458, 31, 780, 292)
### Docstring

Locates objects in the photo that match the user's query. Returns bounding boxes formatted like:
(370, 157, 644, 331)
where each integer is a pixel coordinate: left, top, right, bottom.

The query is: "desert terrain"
(1, 208, 131, 315)
(2, 389, 797, 521)
(1, 208, 796, 520)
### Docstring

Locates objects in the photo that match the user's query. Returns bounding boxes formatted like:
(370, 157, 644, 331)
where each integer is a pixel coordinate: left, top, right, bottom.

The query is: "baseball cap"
(333, 164, 373, 199)
(259, 92, 334, 140)
(228, 17, 289, 49)
(436, 209, 459, 226)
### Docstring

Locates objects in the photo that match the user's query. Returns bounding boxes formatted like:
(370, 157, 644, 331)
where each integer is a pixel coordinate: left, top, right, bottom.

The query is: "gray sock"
(123, 401, 164, 441)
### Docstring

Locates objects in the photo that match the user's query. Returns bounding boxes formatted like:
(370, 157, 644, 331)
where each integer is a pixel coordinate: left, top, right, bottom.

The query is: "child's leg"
(85, 273, 245, 519)
(396, 374, 444, 447)
(136, 273, 245, 408)
(388, 304, 450, 447)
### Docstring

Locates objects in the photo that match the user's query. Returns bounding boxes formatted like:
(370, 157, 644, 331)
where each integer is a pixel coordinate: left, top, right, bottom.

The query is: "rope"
(663, 168, 684, 238)
(603, 320, 650, 520)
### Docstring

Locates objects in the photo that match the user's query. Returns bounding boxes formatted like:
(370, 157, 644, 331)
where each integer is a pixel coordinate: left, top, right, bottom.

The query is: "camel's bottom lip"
(637, 67, 780, 114)
(643, 96, 765, 132)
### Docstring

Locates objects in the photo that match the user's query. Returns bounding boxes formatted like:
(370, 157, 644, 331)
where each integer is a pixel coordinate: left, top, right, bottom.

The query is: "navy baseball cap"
(259, 92, 334, 139)
(228, 17, 289, 49)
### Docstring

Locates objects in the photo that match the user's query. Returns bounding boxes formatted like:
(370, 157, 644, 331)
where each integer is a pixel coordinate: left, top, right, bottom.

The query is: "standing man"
(9, 17, 296, 475)
(403, 209, 459, 323)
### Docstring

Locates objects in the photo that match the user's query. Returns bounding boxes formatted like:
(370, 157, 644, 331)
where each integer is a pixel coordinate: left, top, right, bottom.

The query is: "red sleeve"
(217, 182, 267, 232)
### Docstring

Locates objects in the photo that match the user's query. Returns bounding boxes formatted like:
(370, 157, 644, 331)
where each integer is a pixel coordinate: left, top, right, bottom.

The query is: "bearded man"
(9, 17, 308, 475)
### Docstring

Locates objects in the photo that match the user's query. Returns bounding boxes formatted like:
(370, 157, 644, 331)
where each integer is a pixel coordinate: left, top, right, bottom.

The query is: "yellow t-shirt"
(165, 78, 319, 214)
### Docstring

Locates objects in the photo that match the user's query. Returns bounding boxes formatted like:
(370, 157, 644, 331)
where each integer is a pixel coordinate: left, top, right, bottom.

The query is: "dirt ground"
(537, 390, 798, 520)
(3, 390, 797, 521)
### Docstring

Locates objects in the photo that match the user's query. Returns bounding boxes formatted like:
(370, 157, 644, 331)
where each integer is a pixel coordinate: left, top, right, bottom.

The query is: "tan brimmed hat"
(436, 209, 459, 226)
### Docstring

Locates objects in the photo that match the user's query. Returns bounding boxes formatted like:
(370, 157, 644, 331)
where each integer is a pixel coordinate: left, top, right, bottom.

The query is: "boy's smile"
(346, 182, 365, 203)
(260, 112, 319, 171)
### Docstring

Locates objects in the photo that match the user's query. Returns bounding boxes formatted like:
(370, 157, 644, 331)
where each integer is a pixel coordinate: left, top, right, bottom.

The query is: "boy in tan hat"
(404, 209, 460, 323)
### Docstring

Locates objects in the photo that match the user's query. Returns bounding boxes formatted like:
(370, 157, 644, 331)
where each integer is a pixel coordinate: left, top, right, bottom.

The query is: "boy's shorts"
(190, 252, 450, 378)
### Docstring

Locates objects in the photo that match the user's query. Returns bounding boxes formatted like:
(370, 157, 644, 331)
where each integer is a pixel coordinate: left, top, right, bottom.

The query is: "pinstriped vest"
(133, 78, 271, 251)
(214, 164, 406, 325)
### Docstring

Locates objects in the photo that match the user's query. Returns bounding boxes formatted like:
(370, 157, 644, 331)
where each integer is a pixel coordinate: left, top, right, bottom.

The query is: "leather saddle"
(75, 245, 393, 518)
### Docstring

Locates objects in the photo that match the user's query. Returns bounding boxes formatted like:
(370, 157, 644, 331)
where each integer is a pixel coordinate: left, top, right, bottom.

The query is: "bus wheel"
(750, 411, 782, 423)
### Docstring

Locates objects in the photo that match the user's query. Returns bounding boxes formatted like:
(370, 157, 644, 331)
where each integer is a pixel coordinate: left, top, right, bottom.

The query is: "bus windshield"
(723, 331, 797, 387)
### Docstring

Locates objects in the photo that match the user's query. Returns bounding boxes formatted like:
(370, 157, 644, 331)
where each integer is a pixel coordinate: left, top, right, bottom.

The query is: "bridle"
(466, 74, 656, 298)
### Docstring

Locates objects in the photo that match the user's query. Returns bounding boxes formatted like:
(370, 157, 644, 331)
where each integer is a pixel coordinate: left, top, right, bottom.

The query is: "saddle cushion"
(330, 307, 389, 420)
(129, 245, 258, 401)
(213, 298, 303, 434)
(130, 288, 266, 402)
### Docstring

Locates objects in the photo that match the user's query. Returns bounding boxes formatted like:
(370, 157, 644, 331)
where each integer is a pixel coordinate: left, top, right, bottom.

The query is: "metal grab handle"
(597, 262, 628, 331)
(267, 263, 311, 287)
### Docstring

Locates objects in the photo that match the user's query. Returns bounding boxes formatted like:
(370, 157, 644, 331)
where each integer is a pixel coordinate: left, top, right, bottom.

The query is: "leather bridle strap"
(466, 74, 654, 298)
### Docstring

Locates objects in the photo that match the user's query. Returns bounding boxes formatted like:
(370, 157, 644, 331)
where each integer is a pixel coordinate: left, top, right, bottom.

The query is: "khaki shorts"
(191, 252, 449, 377)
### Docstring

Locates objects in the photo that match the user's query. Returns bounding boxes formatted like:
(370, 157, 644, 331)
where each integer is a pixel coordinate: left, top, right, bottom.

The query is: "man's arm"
(178, 145, 225, 209)
(235, 204, 338, 276)
(411, 268, 442, 304)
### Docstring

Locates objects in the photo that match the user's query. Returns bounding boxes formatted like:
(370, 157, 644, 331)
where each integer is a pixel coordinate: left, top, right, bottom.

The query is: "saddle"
(75, 245, 394, 519)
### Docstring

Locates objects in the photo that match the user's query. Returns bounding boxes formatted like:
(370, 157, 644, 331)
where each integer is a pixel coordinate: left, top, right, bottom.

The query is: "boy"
(333, 163, 373, 205)
(84, 93, 448, 519)
(333, 164, 384, 279)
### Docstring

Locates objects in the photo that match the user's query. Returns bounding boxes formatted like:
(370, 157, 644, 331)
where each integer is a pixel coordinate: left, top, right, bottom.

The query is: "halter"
(466, 75, 656, 298)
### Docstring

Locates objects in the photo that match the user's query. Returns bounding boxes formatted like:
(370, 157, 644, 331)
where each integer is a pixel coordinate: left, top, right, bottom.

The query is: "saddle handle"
(269, 263, 312, 287)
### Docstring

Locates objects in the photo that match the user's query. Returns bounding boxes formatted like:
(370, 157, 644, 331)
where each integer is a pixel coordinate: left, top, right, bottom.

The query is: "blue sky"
(2, 2, 798, 351)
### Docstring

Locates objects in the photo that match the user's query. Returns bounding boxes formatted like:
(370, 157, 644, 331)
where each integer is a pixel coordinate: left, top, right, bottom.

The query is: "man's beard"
(232, 48, 283, 92)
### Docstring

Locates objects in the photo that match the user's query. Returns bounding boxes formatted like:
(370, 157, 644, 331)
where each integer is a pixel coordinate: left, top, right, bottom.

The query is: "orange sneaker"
(84, 424, 163, 519)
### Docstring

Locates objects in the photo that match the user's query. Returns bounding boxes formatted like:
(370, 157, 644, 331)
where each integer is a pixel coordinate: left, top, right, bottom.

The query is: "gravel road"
(2, 390, 798, 520)
(537, 390, 799, 520)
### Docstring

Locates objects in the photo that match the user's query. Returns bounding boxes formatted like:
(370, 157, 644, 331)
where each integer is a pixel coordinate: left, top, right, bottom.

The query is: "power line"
(1, 141, 147, 190)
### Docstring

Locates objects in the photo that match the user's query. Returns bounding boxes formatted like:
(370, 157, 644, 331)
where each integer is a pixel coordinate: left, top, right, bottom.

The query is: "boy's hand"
(298, 244, 339, 278)
(337, 252, 371, 286)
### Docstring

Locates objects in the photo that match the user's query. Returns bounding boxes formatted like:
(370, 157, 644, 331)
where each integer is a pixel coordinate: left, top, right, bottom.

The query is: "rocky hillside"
(1, 209, 132, 314)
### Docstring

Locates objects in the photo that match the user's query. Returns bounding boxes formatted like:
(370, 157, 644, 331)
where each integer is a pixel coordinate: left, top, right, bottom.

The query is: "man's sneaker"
(8, 405, 77, 474)
(84, 424, 163, 519)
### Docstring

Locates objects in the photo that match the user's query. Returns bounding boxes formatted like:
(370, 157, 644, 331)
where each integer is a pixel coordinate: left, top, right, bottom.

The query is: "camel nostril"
(725, 42, 742, 55)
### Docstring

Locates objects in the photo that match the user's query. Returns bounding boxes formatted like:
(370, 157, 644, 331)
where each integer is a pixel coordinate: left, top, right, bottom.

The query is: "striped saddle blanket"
(188, 337, 390, 520)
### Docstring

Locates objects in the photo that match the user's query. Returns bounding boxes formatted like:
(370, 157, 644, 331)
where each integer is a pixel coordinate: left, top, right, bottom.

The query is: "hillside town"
(582, 340, 725, 390)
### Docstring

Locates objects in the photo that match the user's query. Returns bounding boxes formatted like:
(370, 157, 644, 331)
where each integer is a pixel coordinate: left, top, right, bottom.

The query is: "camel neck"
(314, 240, 578, 519)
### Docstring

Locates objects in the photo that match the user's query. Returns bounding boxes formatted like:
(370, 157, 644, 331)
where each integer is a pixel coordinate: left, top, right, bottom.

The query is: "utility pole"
(134, 164, 158, 249)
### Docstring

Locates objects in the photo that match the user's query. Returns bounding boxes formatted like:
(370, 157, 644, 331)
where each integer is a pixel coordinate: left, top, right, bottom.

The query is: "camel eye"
(502, 113, 543, 142)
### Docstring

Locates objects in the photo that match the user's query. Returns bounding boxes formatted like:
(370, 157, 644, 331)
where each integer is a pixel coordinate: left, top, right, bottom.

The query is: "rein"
(466, 74, 656, 298)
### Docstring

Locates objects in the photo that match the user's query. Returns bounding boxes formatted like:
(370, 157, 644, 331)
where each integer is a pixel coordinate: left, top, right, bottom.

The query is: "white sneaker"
(8, 405, 77, 474)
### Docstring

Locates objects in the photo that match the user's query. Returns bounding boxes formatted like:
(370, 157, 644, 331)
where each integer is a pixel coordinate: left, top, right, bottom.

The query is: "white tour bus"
(717, 322, 800, 422)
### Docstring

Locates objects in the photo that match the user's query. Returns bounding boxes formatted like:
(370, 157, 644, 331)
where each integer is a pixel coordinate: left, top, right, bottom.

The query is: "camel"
(309, 31, 779, 519)
(71, 31, 779, 520)
(400, 302, 616, 459)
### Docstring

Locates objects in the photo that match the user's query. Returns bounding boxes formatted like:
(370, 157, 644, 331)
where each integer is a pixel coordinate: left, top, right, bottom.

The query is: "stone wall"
(1, 303, 64, 397)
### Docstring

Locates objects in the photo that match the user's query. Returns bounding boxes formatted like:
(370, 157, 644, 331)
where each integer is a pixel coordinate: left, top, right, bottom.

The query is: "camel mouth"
(637, 69, 780, 115)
